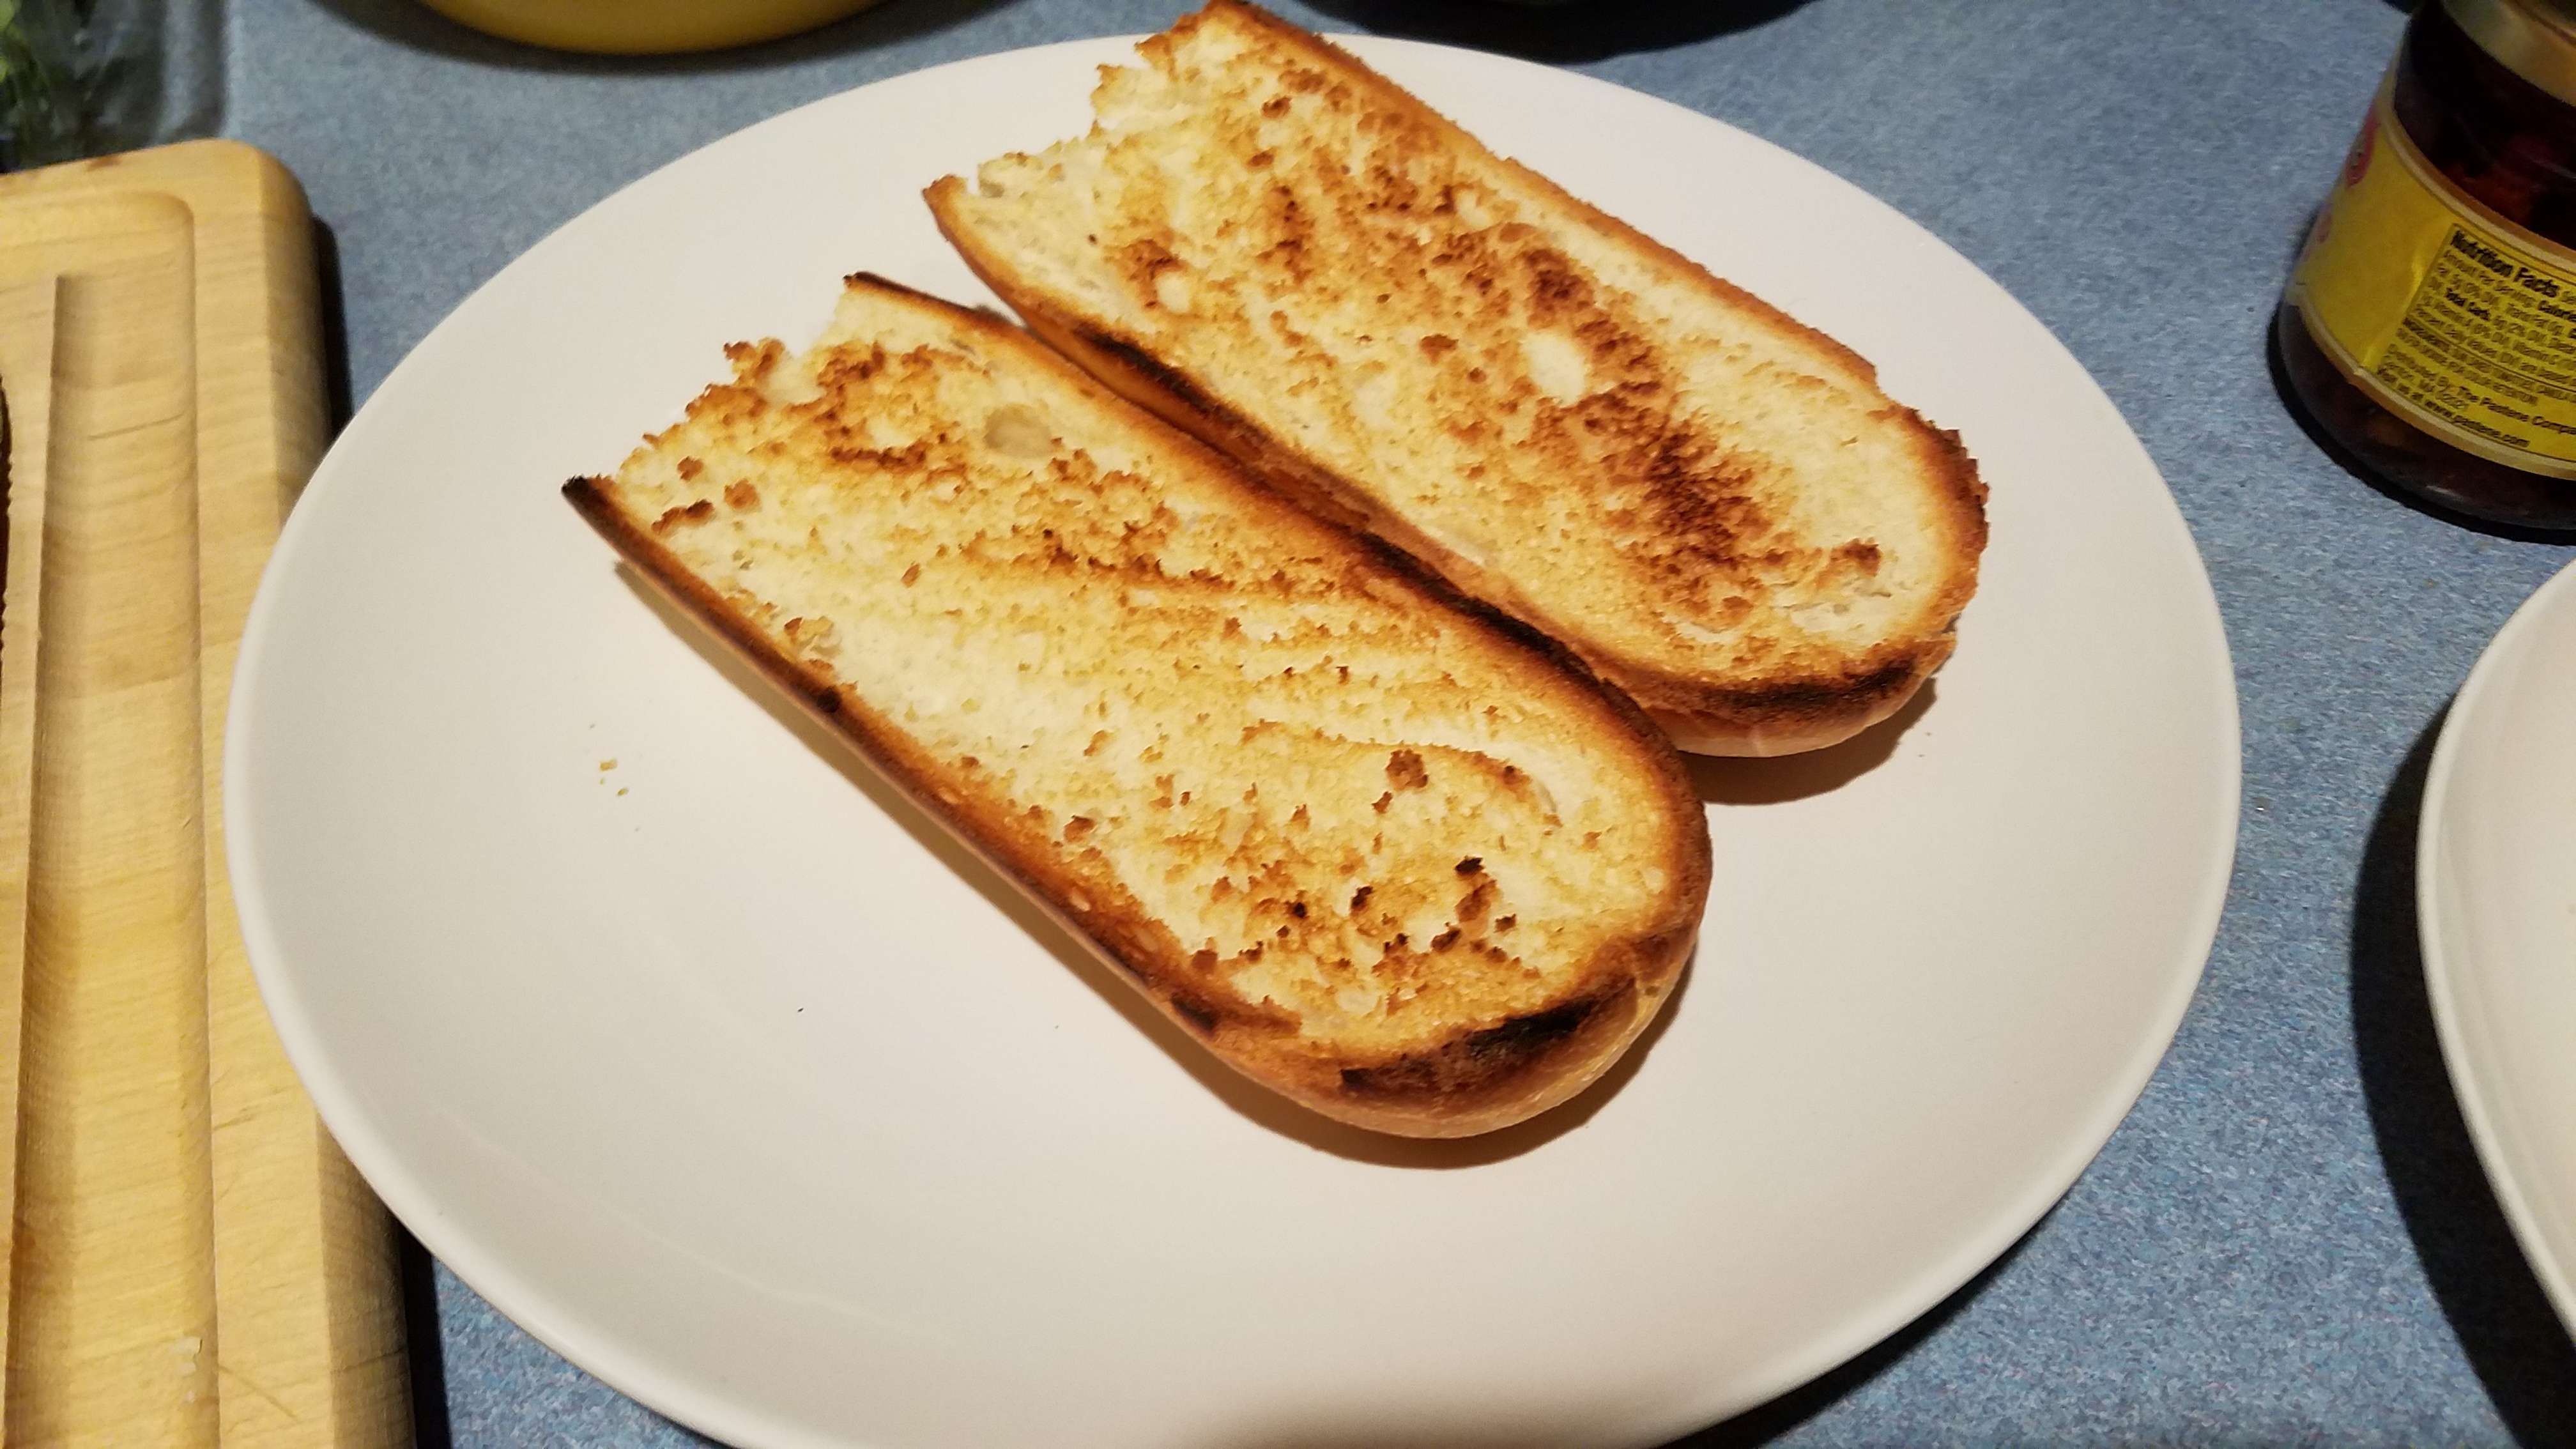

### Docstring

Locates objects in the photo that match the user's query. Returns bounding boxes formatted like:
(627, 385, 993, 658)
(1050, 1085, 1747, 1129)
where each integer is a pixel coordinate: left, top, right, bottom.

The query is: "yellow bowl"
(418, 0, 885, 54)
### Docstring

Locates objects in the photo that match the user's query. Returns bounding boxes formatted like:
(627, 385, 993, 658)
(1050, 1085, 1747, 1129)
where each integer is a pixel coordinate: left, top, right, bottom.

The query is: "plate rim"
(2419, 556, 2576, 1340)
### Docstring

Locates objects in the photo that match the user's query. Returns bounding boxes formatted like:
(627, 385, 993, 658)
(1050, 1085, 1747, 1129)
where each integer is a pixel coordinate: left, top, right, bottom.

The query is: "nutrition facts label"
(2372, 226, 2576, 464)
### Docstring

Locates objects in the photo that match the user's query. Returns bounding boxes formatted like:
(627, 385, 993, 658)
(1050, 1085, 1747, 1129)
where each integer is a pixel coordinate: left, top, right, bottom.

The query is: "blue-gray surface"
(222, 0, 2576, 1442)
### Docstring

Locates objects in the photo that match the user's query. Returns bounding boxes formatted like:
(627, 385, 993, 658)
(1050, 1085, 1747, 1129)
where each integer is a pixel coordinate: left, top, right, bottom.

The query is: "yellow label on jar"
(2291, 86, 2576, 477)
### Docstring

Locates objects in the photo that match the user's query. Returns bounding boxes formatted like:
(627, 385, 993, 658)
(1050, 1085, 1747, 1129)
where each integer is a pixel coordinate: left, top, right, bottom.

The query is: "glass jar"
(2278, 0, 2576, 532)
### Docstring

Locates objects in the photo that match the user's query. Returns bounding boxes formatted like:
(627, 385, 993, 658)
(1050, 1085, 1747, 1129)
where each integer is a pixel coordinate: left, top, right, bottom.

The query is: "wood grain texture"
(0, 142, 408, 1448)
(0, 273, 59, 1427)
(6, 195, 215, 1448)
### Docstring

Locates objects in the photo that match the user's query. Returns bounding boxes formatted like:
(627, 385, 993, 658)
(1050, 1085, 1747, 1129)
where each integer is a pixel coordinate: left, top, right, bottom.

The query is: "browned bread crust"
(566, 273, 1710, 1137)
(927, 0, 1988, 756)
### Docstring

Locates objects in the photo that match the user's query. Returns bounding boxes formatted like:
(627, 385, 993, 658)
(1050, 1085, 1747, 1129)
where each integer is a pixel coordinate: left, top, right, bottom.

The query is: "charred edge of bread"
(1330, 960, 1668, 1137)
(1204, 957, 1681, 1138)
(565, 280, 1710, 1137)
(925, 1, 1989, 758)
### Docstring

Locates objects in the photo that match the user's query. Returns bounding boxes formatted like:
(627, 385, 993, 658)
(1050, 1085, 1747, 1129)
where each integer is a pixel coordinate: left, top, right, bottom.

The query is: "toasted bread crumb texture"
(593, 280, 1703, 1098)
(933, 1, 1986, 742)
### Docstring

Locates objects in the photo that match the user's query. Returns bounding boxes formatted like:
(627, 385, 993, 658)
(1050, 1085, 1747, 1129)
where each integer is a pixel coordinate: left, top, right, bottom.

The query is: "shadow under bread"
(1685, 678, 1935, 808)
(613, 562, 1684, 1167)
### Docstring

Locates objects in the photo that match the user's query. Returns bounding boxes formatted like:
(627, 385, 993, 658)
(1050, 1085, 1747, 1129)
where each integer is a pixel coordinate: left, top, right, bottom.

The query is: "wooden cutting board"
(0, 141, 410, 1448)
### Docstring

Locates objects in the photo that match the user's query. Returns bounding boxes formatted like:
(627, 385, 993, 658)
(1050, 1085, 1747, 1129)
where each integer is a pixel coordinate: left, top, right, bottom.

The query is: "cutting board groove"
(0, 142, 409, 1449)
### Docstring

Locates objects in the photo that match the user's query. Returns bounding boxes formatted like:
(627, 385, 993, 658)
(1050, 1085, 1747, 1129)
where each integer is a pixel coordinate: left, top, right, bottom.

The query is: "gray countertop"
(222, 0, 2576, 1442)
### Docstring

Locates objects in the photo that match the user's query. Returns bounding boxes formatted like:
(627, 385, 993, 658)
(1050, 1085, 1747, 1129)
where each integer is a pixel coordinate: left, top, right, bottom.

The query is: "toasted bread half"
(927, 0, 1988, 755)
(565, 275, 1709, 1137)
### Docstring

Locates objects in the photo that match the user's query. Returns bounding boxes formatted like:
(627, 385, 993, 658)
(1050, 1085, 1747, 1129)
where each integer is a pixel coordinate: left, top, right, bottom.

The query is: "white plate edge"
(2419, 557, 2576, 1341)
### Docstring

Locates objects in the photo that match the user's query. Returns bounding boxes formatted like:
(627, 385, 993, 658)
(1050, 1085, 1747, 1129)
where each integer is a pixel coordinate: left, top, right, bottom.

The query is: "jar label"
(2292, 85, 2576, 477)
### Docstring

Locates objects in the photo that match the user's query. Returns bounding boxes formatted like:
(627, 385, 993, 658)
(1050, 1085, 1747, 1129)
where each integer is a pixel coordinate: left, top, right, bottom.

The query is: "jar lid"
(2448, 0, 2576, 105)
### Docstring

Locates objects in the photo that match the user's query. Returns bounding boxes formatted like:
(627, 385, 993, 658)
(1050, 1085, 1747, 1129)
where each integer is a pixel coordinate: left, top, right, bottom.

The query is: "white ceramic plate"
(2421, 559, 2576, 1340)
(227, 36, 2239, 1449)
